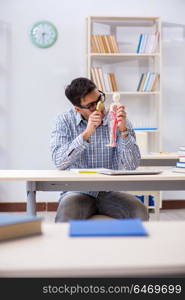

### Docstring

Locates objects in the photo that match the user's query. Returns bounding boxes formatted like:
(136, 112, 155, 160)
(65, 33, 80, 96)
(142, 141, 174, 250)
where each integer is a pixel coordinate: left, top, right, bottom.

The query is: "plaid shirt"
(50, 108, 141, 198)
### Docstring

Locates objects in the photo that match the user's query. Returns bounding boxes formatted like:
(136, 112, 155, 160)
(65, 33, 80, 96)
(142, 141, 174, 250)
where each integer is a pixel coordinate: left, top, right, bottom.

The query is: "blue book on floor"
(69, 218, 148, 237)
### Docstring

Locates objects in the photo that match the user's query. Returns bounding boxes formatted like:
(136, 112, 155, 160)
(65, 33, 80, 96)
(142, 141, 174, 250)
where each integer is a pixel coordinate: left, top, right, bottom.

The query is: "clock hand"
(42, 32, 46, 44)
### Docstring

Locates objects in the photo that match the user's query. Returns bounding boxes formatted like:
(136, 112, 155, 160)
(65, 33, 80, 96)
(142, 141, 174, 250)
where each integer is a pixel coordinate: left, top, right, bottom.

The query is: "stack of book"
(91, 67, 118, 92)
(137, 72, 159, 92)
(136, 32, 159, 53)
(174, 147, 185, 173)
(91, 35, 119, 53)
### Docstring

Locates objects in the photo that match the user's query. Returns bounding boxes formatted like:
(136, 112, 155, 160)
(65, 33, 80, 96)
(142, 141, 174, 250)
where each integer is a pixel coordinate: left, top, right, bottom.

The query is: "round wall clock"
(30, 21, 58, 48)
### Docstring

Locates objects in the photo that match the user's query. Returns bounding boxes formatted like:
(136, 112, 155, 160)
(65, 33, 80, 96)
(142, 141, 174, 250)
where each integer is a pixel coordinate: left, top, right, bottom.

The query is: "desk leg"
(154, 192, 160, 221)
(26, 181, 36, 216)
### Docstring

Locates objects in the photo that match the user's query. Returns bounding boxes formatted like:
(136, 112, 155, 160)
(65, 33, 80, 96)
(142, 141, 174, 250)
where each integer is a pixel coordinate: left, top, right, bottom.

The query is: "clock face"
(30, 21, 58, 48)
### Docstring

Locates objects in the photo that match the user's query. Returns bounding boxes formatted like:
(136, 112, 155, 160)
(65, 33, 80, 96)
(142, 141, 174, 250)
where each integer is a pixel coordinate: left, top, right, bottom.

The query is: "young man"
(50, 77, 149, 222)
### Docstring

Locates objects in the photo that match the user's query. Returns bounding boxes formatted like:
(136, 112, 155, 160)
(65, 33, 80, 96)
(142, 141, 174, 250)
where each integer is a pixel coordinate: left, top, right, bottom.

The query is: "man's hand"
(82, 111, 102, 141)
(116, 105, 127, 132)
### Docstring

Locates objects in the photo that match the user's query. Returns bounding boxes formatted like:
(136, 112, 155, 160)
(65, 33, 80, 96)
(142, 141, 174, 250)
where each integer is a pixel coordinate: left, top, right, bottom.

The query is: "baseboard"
(0, 200, 185, 212)
(0, 202, 58, 212)
(162, 200, 185, 209)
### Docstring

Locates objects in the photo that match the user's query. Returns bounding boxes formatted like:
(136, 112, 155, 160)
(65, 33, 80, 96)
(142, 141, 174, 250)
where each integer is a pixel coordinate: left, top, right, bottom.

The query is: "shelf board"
(105, 92, 159, 95)
(90, 16, 160, 20)
(134, 129, 160, 132)
(90, 53, 160, 57)
(89, 17, 160, 27)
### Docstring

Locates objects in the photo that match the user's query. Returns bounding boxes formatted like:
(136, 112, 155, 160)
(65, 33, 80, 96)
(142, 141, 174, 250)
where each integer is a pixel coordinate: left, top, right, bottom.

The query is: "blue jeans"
(55, 191, 149, 222)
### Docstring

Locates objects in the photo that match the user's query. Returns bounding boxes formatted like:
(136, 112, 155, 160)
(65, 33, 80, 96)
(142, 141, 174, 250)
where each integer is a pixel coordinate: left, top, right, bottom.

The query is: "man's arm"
(50, 111, 102, 169)
(50, 115, 90, 169)
(114, 105, 141, 169)
(117, 119, 141, 170)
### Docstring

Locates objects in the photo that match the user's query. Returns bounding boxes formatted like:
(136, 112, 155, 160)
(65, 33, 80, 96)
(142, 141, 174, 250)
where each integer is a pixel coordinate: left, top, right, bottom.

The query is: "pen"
(78, 170, 97, 173)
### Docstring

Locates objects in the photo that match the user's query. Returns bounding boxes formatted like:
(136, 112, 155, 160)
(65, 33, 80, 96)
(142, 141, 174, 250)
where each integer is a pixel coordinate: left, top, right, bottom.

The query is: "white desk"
(0, 168, 185, 216)
(0, 221, 184, 277)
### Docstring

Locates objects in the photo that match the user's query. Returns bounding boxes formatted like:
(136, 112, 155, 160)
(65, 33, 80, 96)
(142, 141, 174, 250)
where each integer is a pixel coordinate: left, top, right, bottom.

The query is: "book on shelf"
(104, 35, 112, 53)
(103, 72, 111, 92)
(176, 162, 185, 168)
(139, 33, 148, 53)
(110, 35, 119, 53)
(177, 146, 185, 158)
(134, 127, 158, 131)
(179, 157, 185, 163)
(151, 74, 160, 91)
(109, 73, 118, 91)
(136, 73, 144, 91)
(91, 67, 103, 91)
(90, 67, 118, 92)
(0, 213, 42, 241)
(173, 167, 185, 174)
(177, 151, 185, 157)
(173, 147, 185, 171)
(98, 35, 105, 53)
(91, 35, 119, 53)
(101, 35, 109, 53)
(90, 67, 97, 88)
(91, 35, 99, 53)
(98, 67, 106, 91)
(137, 72, 159, 92)
(142, 72, 151, 91)
(136, 32, 159, 53)
(94, 67, 103, 91)
(136, 34, 143, 53)
(138, 73, 147, 91)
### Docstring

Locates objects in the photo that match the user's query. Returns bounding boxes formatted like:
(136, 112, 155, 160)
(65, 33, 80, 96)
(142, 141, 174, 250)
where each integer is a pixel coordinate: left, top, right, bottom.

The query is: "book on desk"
(173, 150, 185, 173)
(69, 218, 148, 237)
(0, 213, 42, 241)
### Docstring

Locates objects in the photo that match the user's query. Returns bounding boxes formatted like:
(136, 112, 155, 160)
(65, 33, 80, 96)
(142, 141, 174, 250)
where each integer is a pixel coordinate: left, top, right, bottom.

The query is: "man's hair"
(65, 77, 96, 106)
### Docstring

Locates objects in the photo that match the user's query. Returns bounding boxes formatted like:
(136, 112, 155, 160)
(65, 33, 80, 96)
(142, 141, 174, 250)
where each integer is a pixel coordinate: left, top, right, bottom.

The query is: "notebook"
(97, 169, 162, 175)
(69, 218, 148, 237)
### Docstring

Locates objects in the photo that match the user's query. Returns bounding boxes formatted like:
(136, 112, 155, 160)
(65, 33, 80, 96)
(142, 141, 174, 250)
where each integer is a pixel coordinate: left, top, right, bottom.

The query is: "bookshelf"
(0, 20, 9, 169)
(87, 16, 162, 154)
(87, 16, 162, 213)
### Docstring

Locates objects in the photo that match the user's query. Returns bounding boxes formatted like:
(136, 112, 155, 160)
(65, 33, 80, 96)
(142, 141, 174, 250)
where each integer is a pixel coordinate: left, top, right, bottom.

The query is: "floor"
(1, 209, 185, 222)
(36, 209, 185, 222)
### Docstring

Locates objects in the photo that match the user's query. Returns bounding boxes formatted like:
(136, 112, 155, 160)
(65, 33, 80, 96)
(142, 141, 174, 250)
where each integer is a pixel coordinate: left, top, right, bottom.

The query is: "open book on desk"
(98, 169, 162, 175)
(70, 168, 162, 175)
(70, 168, 109, 173)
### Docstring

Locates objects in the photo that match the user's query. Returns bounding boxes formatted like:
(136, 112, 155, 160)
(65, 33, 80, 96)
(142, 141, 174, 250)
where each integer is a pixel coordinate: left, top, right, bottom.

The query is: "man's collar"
(76, 111, 85, 126)
(102, 110, 109, 126)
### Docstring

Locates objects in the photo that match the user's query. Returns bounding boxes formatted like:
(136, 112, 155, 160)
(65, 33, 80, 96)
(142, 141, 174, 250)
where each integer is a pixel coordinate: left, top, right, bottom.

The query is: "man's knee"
(55, 193, 96, 223)
(123, 193, 149, 221)
(98, 191, 149, 221)
(133, 201, 149, 221)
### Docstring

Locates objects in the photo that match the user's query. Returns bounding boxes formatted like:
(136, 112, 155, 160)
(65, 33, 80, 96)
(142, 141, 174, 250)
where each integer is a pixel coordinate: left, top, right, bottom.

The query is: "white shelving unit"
(87, 16, 162, 215)
(87, 16, 162, 155)
(0, 20, 10, 169)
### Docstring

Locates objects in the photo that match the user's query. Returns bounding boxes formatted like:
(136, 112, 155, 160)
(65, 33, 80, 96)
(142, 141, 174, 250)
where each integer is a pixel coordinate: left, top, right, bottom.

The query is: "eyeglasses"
(78, 90, 105, 110)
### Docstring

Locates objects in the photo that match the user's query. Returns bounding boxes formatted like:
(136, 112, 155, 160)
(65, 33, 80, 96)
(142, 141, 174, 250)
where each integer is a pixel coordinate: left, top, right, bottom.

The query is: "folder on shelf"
(69, 218, 148, 237)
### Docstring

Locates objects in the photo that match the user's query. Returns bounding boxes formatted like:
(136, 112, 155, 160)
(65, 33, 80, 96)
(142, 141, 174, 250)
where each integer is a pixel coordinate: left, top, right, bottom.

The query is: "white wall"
(0, 0, 185, 202)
